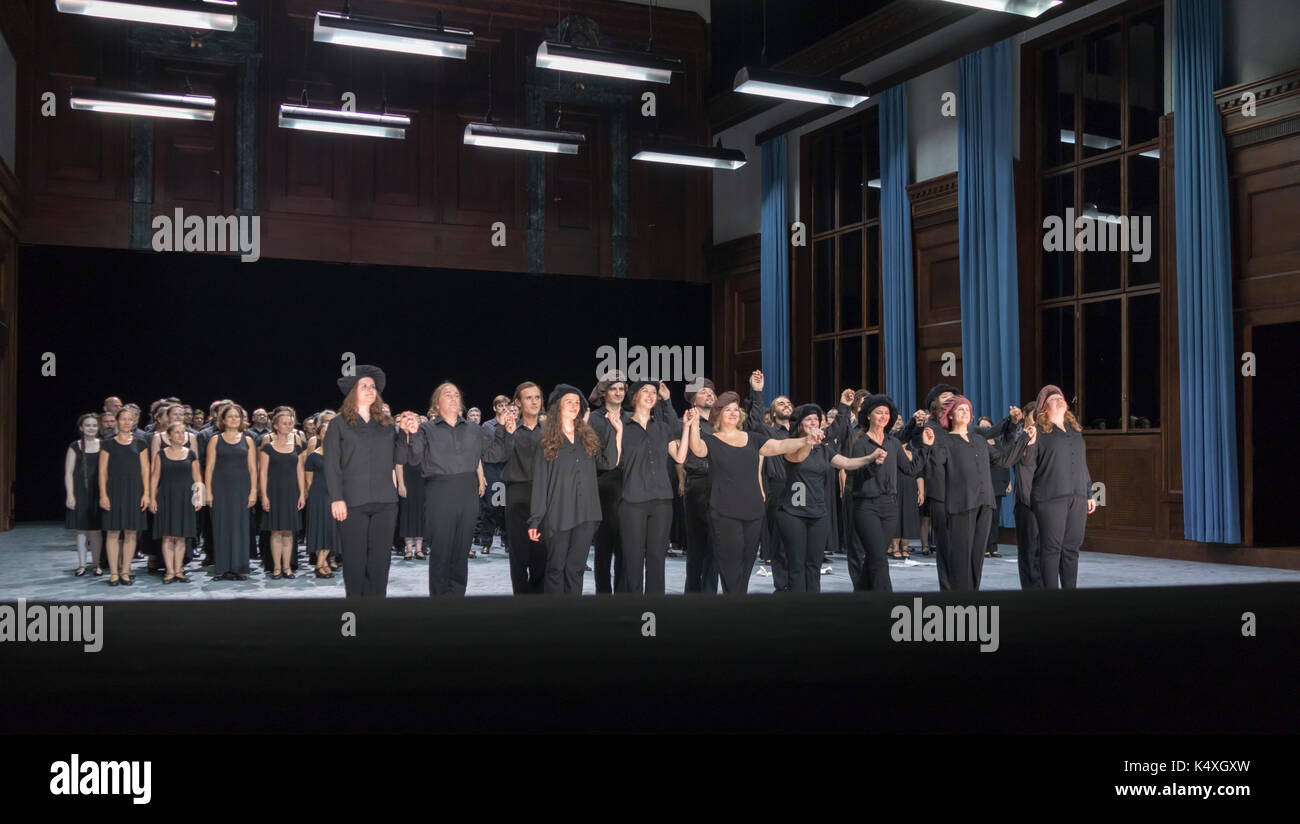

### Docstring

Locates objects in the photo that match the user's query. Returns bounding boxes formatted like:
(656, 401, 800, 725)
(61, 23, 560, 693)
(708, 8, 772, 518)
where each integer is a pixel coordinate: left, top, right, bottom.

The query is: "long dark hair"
(541, 401, 601, 461)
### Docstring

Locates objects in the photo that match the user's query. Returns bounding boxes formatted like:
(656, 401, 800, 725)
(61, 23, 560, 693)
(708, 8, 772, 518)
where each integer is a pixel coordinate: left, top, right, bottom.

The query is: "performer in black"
(528, 384, 621, 594)
(504, 381, 548, 593)
(618, 380, 688, 595)
(64, 413, 102, 576)
(999, 401, 1042, 588)
(679, 378, 720, 593)
(150, 421, 200, 583)
(99, 406, 150, 586)
(1027, 385, 1095, 589)
(325, 366, 403, 597)
(587, 373, 629, 593)
(397, 381, 516, 596)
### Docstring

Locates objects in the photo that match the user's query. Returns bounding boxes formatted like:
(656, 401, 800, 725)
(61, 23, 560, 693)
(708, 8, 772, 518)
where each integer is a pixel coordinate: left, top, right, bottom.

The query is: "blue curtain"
(761, 135, 791, 400)
(958, 40, 1020, 529)
(1175, 0, 1240, 543)
(879, 85, 917, 413)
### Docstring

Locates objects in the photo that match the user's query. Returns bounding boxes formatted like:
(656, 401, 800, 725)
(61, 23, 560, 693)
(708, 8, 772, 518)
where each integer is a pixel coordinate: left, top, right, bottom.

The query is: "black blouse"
(404, 417, 512, 477)
(528, 430, 620, 538)
(322, 414, 402, 507)
(502, 419, 544, 484)
(704, 430, 769, 520)
(779, 443, 835, 519)
(618, 400, 681, 503)
(844, 431, 925, 499)
(925, 430, 1010, 514)
(1027, 425, 1091, 504)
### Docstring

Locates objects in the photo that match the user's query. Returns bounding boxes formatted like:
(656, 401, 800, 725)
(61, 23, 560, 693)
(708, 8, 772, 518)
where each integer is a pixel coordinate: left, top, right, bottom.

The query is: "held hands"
(658, 381, 671, 401)
(1009, 405, 1024, 423)
(806, 428, 826, 446)
(398, 411, 420, 435)
(840, 388, 855, 407)
(1026, 424, 1038, 445)
(921, 427, 935, 446)
(873, 448, 887, 465)
(683, 408, 699, 429)
(750, 370, 764, 392)
(331, 501, 348, 522)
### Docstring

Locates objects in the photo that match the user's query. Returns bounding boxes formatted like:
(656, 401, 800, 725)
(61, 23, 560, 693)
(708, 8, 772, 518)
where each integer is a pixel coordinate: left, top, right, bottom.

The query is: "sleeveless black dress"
(100, 436, 148, 531)
(397, 462, 425, 538)
(260, 440, 303, 532)
(65, 440, 101, 531)
(211, 434, 252, 575)
(304, 451, 337, 552)
(153, 447, 198, 538)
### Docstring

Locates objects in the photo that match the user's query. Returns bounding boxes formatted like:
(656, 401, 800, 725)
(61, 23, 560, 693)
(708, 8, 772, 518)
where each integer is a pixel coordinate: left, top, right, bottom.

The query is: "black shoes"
(283, 570, 295, 579)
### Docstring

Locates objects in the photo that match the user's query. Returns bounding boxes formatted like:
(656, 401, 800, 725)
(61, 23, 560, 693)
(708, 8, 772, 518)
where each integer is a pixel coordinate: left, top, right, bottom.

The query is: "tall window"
(1037, 4, 1163, 432)
(809, 110, 883, 406)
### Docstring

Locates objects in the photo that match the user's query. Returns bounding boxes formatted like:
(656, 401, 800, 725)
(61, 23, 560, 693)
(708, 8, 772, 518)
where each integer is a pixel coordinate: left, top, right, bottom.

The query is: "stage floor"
(2, 522, 1297, 601)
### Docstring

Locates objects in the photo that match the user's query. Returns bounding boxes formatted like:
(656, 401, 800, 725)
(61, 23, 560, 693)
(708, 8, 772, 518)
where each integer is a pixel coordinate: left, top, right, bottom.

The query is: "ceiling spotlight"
(535, 41, 681, 84)
(313, 9, 474, 59)
(55, 0, 238, 32)
(70, 86, 216, 120)
(463, 123, 585, 154)
(733, 66, 869, 108)
(278, 103, 410, 139)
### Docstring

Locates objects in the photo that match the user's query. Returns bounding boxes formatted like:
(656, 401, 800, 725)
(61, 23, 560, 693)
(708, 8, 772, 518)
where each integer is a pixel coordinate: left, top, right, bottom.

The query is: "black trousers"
(986, 494, 1006, 555)
(1033, 495, 1086, 589)
(708, 511, 761, 594)
(683, 478, 719, 593)
(844, 498, 869, 589)
(199, 509, 214, 564)
(545, 521, 598, 595)
(338, 502, 396, 598)
(619, 498, 672, 595)
(593, 474, 626, 594)
(423, 473, 479, 596)
(942, 506, 991, 592)
(1014, 501, 1043, 589)
(505, 482, 546, 594)
(851, 495, 896, 592)
(928, 499, 951, 589)
(774, 510, 827, 593)
(762, 498, 787, 590)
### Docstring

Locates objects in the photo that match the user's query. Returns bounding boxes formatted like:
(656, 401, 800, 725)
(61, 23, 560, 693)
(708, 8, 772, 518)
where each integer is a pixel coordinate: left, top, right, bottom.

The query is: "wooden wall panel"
(908, 172, 960, 411)
(708, 234, 761, 393)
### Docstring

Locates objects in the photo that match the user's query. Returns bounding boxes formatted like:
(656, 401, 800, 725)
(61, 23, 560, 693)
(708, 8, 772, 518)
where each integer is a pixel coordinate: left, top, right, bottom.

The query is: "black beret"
(858, 394, 899, 433)
(547, 383, 589, 413)
(337, 365, 386, 396)
(923, 383, 961, 410)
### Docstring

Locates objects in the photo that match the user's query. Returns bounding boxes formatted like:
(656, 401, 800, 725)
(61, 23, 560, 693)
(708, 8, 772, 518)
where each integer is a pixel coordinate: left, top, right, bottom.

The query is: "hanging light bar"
(463, 123, 585, 154)
(69, 87, 216, 120)
(278, 104, 409, 139)
(535, 41, 682, 84)
(931, 0, 1062, 18)
(313, 10, 474, 59)
(733, 67, 869, 108)
(633, 140, 746, 170)
(55, 0, 238, 31)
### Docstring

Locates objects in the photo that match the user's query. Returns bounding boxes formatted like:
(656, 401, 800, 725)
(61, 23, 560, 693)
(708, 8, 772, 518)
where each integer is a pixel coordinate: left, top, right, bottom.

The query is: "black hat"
(858, 394, 899, 433)
(548, 384, 589, 413)
(625, 380, 659, 408)
(684, 378, 716, 405)
(792, 403, 824, 427)
(923, 383, 960, 410)
(337, 365, 386, 396)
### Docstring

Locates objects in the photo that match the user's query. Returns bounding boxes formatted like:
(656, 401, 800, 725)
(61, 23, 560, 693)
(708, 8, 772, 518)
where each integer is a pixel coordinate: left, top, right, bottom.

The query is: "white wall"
(908, 64, 959, 180)
(1222, 0, 1299, 87)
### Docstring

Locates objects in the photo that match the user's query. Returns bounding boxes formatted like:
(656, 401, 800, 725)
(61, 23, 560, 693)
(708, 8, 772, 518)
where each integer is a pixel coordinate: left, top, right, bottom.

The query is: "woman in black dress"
(150, 421, 200, 583)
(205, 403, 258, 581)
(328, 367, 404, 598)
(260, 410, 305, 579)
(64, 413, 103, 576)
(890, 412, 923, 560)
(97, 406, 150, 586)
(843, 395, 926, 592)
(396, 381, 515, 597)
(396, 427, 426, 562)
(686, 392, 824, 594)
(527, 384, 622, 594)
(617, 381, 688, 595)
(776, 399, 873, 593)
(1028, 384, 1094, 589)
(304, 412, 337, 578)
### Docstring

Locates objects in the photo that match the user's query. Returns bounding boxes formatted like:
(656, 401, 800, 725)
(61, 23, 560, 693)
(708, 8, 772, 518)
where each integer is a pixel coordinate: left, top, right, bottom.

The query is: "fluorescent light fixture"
(930, 0, 1062, 18)
(1082, 203, 1124, 224)
(313, 11, 474, 59)
(535, 41, 682, 84)
(463, 123, 585, 154)
(868, 178, 882, 189)
(278, 104, 409, 139)
(633, 141, 746, 170)
(69, 87, 216, 120)
(55, 0, 238, 31)
(1139, 148, 1160, 158)
(1060, 129, 1121, 150)
(733, 66, 869, 108)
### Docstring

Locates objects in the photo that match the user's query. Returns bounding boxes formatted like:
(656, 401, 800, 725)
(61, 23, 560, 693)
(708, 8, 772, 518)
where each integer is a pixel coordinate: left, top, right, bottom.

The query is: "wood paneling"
(18, 0, 709, 279)
(708, 233, 761, 394)
(908, 172, 960, 410)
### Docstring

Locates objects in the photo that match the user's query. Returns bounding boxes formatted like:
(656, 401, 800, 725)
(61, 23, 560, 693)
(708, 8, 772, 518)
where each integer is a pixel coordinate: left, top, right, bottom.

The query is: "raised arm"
(743, 370, 766, 432)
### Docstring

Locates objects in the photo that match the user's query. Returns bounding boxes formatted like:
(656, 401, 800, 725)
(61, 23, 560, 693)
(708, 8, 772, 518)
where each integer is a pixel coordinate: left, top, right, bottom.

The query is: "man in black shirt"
(681, 378, 719, 593)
